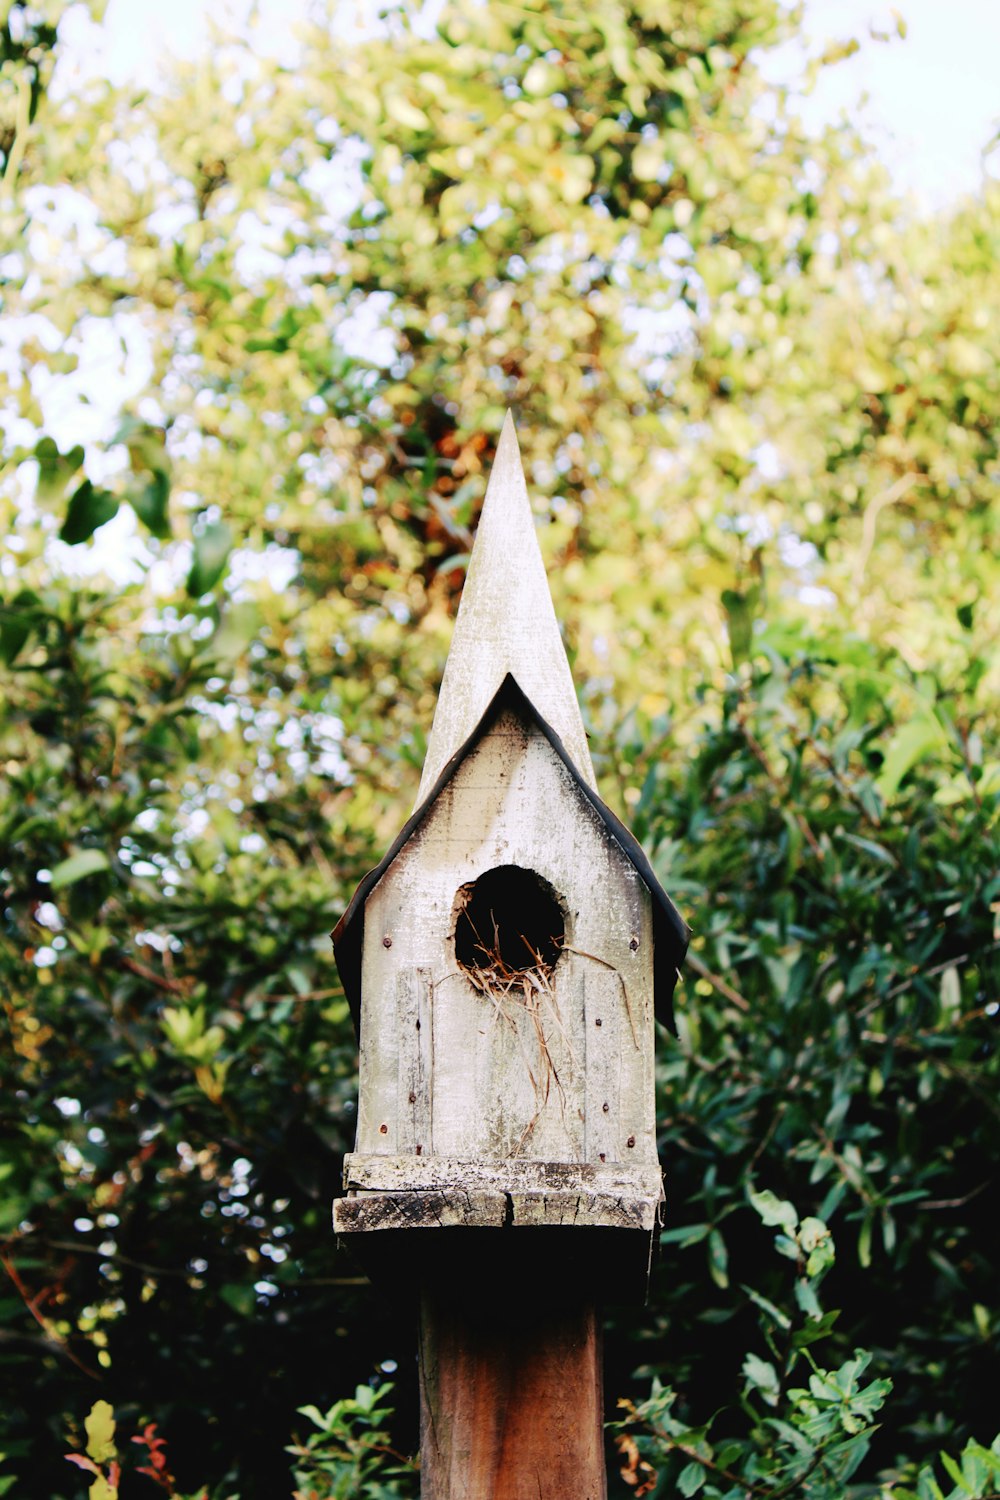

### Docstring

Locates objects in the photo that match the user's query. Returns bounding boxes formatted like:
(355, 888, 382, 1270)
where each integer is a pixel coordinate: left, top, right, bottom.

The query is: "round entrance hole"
(453, 865, 565, 992)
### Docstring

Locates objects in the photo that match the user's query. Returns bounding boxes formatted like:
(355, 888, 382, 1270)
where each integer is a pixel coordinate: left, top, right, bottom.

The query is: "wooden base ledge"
(334, 1185, 657, 1233)
(335, 1153, 663, 1232)
(333, 1157, 664, 1300)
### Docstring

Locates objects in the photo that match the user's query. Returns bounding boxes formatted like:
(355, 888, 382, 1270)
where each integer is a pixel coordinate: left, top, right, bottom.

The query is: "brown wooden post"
(331, 413, 688, 1497)
(419, 1290, 605, 1500)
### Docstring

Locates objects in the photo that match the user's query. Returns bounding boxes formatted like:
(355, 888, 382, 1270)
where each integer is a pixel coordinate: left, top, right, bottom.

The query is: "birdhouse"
(333, 415, 688, 1294)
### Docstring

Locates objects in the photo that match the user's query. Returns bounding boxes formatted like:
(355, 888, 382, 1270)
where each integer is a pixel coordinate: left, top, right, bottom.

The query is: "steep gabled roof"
(332, 673, 690, 1033)
(415, 411, 597, 800)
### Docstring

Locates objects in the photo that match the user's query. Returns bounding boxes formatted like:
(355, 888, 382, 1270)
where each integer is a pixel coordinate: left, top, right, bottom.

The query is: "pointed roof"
(416, 411, 596, 802)
(333, 674, 690, 1034)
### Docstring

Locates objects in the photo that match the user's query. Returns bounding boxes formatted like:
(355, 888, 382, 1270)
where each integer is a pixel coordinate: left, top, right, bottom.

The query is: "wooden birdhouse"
(333, 414, 688, 1295)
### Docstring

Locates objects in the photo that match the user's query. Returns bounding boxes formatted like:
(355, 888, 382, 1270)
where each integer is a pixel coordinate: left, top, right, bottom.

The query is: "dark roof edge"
(333, 673, 690, 1031)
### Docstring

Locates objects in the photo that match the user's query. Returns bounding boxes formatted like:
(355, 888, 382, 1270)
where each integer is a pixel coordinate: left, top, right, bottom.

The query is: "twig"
(856, 473, 920, 580)
(737, 711, 824, 861)
(1, 72, 31, 189)
(880, 939, 1000, 1004)
(638, 1430, 829, 1499)
(684, 952, 751, 1013)
(806, 737, 883, 831)
(39, 1239, 188, 1279)
(920, 1180, 993, 1212)
(0, 1252, 100, 1379)
(255, 987, 344, 1004)
(114, 954, 187, 995)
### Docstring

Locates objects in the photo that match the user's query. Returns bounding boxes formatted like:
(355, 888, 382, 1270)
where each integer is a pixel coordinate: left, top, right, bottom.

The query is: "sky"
(771, 0, 1000, 205)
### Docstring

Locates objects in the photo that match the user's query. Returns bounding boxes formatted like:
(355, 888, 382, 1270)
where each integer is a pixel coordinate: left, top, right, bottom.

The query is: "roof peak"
(416, 411, 596, 801)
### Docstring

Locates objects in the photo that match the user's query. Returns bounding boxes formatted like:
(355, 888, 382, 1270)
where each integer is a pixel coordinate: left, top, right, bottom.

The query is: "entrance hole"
(453, 865, 565, 992)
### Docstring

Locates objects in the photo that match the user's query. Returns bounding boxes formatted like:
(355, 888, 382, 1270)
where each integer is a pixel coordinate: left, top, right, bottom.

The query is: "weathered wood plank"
(584, 965, 622, 1165)
(508, 1191, 656, 1231)
(396, 967, 433, 1154)
(334, 1189, 507, 1233)
(419, 1289, 606, 1500)
(333, 1187, 660, 1234)
(341, 1152, 663, 1197)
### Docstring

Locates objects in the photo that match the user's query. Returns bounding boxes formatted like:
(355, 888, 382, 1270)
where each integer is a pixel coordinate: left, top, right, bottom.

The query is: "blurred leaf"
(84, 1401, 116, 1463)
(35, 437, 84, 505)
(708, 1227, 730, 1288)
(876, 715, 949, 801)
(187, 522, 233, 596)
(132, 469, 172, 539)
(0, 590, 39, 665)
(678, 1460, 706, 1495)
(60, 482, 119, 544)
(49, 850, 110, 888)
(750, 1190, 798, 1233)
(220, 1283, 256, 1318)
(722, 588, 755, 668)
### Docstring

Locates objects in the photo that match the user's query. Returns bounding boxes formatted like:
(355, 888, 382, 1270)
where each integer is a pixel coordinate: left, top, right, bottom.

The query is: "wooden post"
(331, 413, 688, 1498)
(419, 1291, 606, 1500)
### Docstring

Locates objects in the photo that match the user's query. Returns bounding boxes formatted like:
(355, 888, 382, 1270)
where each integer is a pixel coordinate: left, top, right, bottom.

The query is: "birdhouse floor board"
(342, 1152, 663, 1198)
(335, 1188, 506, 1233)
(334, 1186, 660, 1234)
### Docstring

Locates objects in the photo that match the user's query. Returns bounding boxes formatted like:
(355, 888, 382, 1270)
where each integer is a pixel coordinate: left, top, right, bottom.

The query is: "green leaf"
(210, 601, 261, 662)
(749, 1189, 798, 1232)
(60, 481, 119, 544)
(296, 1404, 330, 1431)
(875, 715, 948, 801)
(660, 1222, 711, 1247)
(792, 1309, 840, 1347)
(632, 142, 663, 182)
(84, 1400, 116, 1464)
(800, 1216, 835, 1276)
(743, 1352, 780, 1406)
(0, 590, 39, 665)
(187, 521, 233, 596)
(132, 469, 171, 539)
(677, 1460, 706, 1496)
(385, 93, 429, 130)
(50, 850, 111, 889)
(839, 832, 896, 867)
(708, 1227, 729, 1288)
(353, 1382, 378, 1412)
(795, 1276, 822, 1318)
(940, 1451, 974, 1494)
(939, 965, 961, 1018)
(35, 437, 85, 504)
(722, 587, 754, 668)
(742, 1284, 792, 1331)
(220, 1282, 256, 1318)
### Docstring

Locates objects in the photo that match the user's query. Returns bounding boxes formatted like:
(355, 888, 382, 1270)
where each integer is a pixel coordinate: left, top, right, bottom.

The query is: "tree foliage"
(0, 0, 997, 1495)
